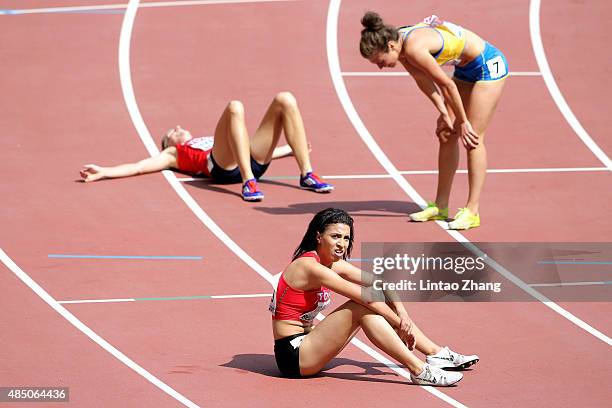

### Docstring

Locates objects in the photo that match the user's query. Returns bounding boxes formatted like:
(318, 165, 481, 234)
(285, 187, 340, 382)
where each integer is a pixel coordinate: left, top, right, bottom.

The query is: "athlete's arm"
(309, 261, 414, 346)
(401, 65, 455, 142)
(402, 35, 479, 148)
(80, 148, 178, 182)
(332, 259, 412, 333)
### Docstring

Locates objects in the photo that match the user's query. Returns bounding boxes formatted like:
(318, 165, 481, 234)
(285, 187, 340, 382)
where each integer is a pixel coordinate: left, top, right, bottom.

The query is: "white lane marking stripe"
(59, 298, 136, 304)
(529, 0, 612, 171)
(326, 3, 468, 407)
(341, 71, 541, 77)
(0, 0, 293, 15)
(210, 293, 271, 299)
(58, 293, 271, 304)
(177, 166, 608, 182)
(327, 0, 611, 346)
(0, 248, 198, 407)
(530, 281, 612, 288)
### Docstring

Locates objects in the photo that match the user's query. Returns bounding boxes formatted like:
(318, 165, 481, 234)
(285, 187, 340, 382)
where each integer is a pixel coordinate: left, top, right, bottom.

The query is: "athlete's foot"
(426, 346, 479, 370)
(299, 172, 333, 193)
(410, 363, 463, 386)
(409, 202, 448, 222)
(447, 208, 480, 230)
(242, 178, 264, 201)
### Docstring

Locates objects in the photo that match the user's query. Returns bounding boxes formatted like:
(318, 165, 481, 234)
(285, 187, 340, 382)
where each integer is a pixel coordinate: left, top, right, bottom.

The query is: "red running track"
(1, 0, 610, 407)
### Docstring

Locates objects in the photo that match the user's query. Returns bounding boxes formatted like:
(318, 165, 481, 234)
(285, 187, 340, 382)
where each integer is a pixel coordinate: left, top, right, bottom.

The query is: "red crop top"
(174, 136, 214, 177)
(269, 252, 331, 323)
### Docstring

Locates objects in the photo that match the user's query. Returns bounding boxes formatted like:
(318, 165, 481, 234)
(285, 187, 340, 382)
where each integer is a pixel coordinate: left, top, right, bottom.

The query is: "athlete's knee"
(226, 100, 245, 117)
(439, 132, 459, 146)
(343, 300, 376, 321)
(273, 91, 298, 111)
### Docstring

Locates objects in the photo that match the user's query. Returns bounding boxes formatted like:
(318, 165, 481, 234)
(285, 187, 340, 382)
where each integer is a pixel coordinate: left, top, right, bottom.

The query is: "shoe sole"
(242, 195, 264, 202)
(300, 186, 334, 193)
(411, 376, 463, 387)
(447, 221, 480, 230)
(410, 215, 447, 222)
(429, 358, 479, 371)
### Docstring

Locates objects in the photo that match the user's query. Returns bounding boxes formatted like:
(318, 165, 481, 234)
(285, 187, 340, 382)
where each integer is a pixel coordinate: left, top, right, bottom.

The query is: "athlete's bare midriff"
(457, 29, 486, 67)
(272, 319, 313, 340)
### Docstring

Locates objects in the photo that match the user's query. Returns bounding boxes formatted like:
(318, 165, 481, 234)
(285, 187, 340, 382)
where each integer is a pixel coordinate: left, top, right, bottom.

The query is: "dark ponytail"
(359, 11, 399, 58)
(293, 208, 354, 261)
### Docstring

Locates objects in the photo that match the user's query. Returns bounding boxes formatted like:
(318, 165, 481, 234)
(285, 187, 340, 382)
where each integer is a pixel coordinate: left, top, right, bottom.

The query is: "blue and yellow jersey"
(399, 15, 466, 66)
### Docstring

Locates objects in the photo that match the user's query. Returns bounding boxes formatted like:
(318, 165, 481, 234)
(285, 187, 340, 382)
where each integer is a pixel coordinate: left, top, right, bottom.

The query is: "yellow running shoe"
(409, 203, 449, 222)
(448, 208, 480, 230)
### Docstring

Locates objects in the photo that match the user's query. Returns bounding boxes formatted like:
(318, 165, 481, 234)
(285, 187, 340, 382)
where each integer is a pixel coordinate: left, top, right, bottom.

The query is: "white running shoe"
(426, 346, 479, 370)
(410, 363, 463, 387)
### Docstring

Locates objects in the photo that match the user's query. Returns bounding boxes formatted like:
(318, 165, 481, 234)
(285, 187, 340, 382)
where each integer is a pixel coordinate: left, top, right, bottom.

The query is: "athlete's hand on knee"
(80, 164, 105, 182)
(456, 121, 479, 149)
(436, 113, 454, 143)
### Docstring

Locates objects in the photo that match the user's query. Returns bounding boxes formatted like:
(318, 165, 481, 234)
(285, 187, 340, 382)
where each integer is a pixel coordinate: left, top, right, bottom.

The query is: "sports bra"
(269, 251, 331, 323)
(399, 15, 467, 66)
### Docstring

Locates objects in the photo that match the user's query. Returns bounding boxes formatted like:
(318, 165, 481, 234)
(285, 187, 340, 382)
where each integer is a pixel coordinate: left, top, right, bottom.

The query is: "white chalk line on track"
(59, 293, 272, 304)
(0, 249, 199, 408)
(327, 0, 611, 348)
(0, 0, 294, 15)
(529, 0, 612, 171)
(114, 1, 471, 407)
(342, 71, 542, 77)
(58, 279, 611, 304)
(175, 166, 609, 182)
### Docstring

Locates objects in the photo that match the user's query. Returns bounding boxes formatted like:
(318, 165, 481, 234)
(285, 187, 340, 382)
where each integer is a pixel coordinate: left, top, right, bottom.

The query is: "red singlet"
(269, 252, 331, 323)
(175, 136, 214, 177)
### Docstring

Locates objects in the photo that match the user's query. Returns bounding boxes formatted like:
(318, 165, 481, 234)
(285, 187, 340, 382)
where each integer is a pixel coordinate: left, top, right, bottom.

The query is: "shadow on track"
(221, 354, 409, 385)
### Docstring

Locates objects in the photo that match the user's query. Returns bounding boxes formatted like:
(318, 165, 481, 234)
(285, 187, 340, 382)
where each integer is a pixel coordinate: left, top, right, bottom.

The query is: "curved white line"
(326, 0, 611, 348)
(0, 248, 198, 408)
(119, 0, 274, 287)
(529, 0, 612, 170)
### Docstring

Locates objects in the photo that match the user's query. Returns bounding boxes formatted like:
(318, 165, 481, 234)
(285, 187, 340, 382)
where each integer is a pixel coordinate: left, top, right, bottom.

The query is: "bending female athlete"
(360, 12, 508, 229)
(269, 208, 478, 386)
(80, 92, 332, 201)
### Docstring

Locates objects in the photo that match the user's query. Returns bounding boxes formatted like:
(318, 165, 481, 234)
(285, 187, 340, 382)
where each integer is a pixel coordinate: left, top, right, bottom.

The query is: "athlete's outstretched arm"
(80, 149, 177, 182)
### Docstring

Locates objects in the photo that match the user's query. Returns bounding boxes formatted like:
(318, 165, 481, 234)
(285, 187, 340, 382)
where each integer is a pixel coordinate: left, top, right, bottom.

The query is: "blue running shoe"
(242, 178, 264, 201)
(299, 172, 333, 193)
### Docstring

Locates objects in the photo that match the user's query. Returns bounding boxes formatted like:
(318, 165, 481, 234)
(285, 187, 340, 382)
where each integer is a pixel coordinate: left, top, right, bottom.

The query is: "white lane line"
(176, 167, 609, 182)
(58, 293, 272, 304)
(327, 0, 611, 347)
(530, 281, 612, 288)
(341, 71, 541, 77)
(0, 0, 293, 15)
(59, 298, 137, 304)
(529, 0, 612, 171)
(117, 0, 470, 405)
(0, 248, 198, 408)
(326, 4, 467, 407)
(210, 293, 270, 299)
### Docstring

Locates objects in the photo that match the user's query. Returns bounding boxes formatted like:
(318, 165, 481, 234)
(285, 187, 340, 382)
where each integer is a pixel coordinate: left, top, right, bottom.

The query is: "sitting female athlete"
(80, 92, 333, 201)
(269, 207, 478, 386)
(360, 12, 508, 229)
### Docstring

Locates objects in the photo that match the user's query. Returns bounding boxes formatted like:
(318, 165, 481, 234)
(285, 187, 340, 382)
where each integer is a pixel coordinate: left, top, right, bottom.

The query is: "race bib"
(186, 136, 214, 151)
(486, 56, 507, 79)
